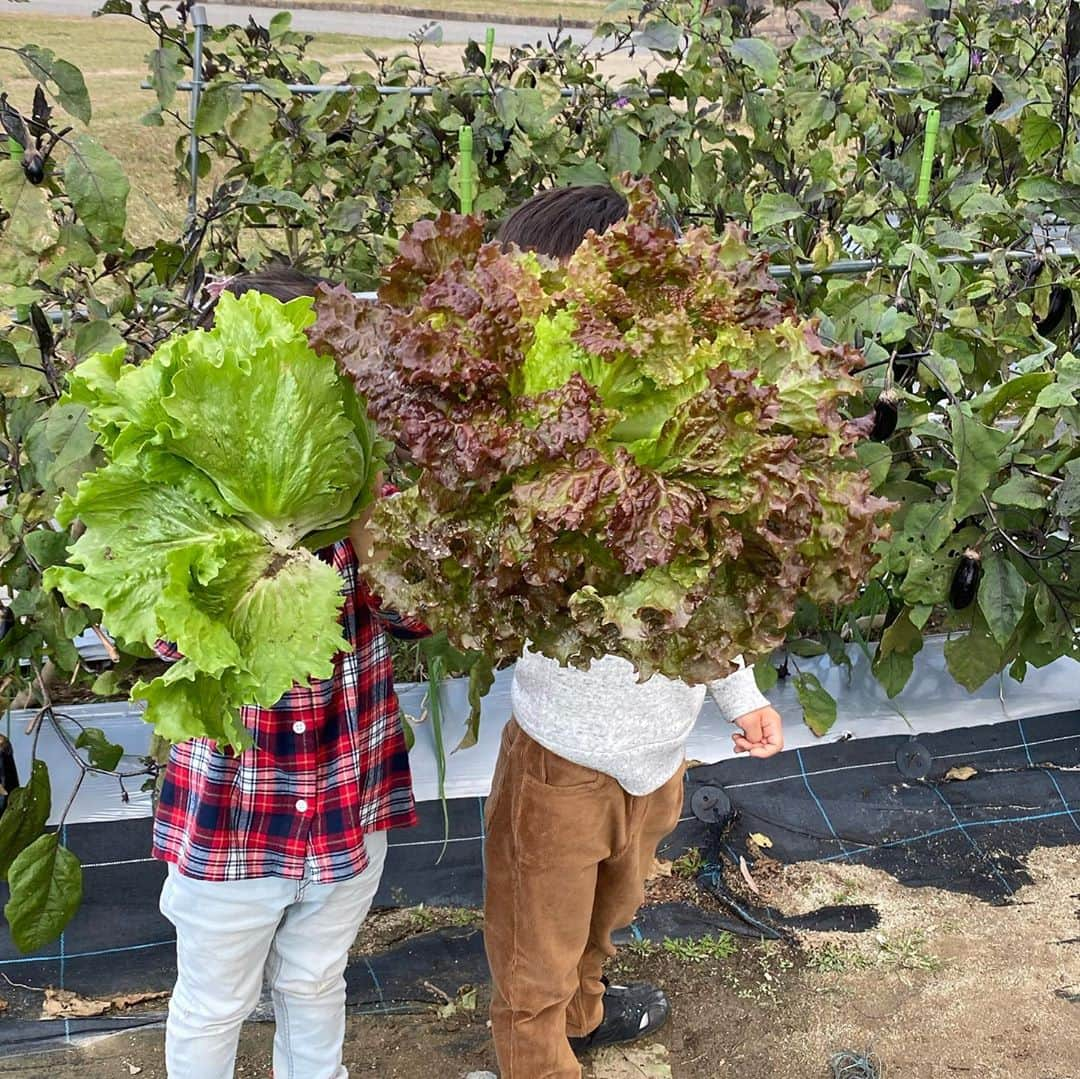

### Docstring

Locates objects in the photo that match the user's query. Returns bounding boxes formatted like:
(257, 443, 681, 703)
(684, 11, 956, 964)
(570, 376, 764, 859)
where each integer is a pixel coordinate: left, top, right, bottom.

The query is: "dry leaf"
(649, 858, 673, 879)
(124, 1064, 143, 1077)
(748, 832, 774, 850)
(41, 988, 168, 1020)
(0, 997, 8, 1014)
(738, 855, 762, 896)
(43, 990, 111, 1019)
(113, 991, 169, 1010)
(945, 765, 977, 781)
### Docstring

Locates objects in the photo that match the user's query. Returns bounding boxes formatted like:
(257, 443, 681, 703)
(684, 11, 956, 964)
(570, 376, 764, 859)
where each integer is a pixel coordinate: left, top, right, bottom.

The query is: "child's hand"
(349, 512, 377, 563)
(732, 707, 784, 758)
(350, 472, 384, 564)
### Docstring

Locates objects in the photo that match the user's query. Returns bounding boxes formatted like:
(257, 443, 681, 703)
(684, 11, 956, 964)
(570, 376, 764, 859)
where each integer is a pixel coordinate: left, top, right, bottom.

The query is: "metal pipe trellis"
(187, 5, 209, 226)
(345, 248, 1079, 300)
(39, 246, 1080, 326)
(154, 81, 657, 96)
(169, 7, 1079, 284)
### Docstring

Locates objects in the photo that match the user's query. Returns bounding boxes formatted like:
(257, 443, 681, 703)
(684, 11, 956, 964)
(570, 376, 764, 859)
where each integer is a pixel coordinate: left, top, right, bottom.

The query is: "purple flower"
(614, 96, 630, 108)
(971, 48, 983, 68)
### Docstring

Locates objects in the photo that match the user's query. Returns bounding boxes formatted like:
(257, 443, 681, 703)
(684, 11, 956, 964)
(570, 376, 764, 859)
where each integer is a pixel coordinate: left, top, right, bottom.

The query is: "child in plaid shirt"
(154, 268, 425, 1079)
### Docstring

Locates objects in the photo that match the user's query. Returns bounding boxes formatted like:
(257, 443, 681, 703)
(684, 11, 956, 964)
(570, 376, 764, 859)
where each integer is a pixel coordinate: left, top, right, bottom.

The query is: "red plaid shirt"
(152, 538, 425, 883)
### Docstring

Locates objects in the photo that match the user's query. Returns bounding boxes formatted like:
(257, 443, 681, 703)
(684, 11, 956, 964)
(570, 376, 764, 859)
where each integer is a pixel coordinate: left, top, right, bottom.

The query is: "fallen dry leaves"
(41, 988, 169, 1020)
(945, 765, 978, 781)
(738, 855, 762, 896)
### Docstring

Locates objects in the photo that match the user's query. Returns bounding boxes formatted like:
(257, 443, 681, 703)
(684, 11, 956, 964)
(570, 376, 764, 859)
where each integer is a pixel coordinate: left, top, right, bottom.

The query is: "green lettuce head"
(46, 290, 385, 747)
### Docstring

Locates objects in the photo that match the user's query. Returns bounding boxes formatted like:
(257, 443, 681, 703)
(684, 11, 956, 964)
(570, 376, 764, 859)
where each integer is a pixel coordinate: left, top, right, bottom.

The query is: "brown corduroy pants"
(483, 720, 686, 1079)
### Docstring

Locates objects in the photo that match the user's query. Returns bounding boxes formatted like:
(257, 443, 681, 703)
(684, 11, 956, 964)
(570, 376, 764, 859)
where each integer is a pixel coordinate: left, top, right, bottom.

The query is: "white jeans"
(159, 831, 388, 1079)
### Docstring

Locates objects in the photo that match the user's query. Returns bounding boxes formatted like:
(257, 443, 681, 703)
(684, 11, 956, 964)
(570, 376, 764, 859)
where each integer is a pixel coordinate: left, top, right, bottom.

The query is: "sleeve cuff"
(707, 663, 770, 723)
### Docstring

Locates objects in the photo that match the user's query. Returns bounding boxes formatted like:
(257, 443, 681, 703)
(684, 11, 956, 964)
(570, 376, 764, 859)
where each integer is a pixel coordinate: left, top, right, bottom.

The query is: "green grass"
(875, 930, 942, 972)
(727, 940, 795, 1005)
(624, 937, 658, 959)
(806, 932, 943, 979)
(293, 0, 607, 25)
(807, 941, 873, 975)
(662, 932, 738, 963)
(670, 847, 705, 880)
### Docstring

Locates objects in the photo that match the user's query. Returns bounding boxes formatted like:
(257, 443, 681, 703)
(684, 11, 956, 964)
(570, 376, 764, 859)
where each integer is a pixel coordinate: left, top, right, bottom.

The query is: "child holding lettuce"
(153, 267, 426, 1079)
(482, 187, 785, 1079)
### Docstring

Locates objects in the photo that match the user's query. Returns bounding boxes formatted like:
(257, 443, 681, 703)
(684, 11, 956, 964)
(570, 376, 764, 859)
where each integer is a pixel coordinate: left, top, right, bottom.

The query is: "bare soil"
(2, 844, 1077, 1078)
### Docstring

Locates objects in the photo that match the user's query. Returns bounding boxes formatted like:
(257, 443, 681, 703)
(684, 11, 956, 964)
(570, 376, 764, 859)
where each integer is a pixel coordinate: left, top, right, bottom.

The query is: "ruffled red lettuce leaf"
(314, 179, 894, 689)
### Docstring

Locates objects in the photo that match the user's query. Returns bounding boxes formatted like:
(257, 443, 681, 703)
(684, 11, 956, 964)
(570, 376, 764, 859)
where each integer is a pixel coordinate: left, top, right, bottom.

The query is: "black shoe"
(568, 982, 670, 1056)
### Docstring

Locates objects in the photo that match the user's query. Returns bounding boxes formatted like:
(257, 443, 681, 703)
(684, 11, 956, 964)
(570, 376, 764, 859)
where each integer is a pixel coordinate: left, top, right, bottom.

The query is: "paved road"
(23, 0, 597, 46)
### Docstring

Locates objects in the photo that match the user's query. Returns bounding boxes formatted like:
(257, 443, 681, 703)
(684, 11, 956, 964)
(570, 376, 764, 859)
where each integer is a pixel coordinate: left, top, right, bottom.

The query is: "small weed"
(446, 907, 482, 927)
(625, 937, 658, 959)
(728, 940, 795, 1005)
(435, 984, 478, 1020)
(409, 904, 436, 932)
(808, 942, 872, 975)
(828, 876, 864, 906)
(671, 847, 705, 880)
(875, 931, 942, 972)
(662, 932, 737, 963)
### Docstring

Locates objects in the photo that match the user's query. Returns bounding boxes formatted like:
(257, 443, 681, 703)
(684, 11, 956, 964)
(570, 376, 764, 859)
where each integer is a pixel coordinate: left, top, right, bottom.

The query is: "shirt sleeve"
(358, 581, 431, 640)
(707, 658, 770, 723)
(372, 608, 431, 640)
(153, 640, 184, 662)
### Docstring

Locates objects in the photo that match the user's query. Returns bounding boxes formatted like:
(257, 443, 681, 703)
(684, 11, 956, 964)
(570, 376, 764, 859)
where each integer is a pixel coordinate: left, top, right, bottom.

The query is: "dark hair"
(496, 185, 629, 260)
(197, 264, 329, 328)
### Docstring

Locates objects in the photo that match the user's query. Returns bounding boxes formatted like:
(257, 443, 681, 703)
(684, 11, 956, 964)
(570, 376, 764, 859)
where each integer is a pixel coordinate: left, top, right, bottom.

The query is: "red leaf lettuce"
(310, 181, 892, 688)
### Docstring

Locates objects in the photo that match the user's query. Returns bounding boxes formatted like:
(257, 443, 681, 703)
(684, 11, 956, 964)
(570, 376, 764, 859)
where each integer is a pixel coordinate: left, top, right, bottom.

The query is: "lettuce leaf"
(45, 291, 382, 745)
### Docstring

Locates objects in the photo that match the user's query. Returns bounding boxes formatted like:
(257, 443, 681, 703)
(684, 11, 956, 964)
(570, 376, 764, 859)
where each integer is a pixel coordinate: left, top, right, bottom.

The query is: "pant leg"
(266, 831, 390, 1079)
(160, 866, 294, 1079)
(484, 721, 623, 1079)
(566, 763, 687, 1037)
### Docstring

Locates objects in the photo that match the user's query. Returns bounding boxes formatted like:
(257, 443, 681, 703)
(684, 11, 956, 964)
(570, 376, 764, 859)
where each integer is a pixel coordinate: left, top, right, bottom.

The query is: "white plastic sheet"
(8, 639, 1078, 824)
(408, 639, 1080, 801)
(6, 702, 155, 826)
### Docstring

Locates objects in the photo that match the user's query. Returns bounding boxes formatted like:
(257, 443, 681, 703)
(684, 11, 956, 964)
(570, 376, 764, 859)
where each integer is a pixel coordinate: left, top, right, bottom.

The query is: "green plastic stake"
(458, 125, 475, 215)
(484, 27, 495, 72)
(916, 108, 941, 210)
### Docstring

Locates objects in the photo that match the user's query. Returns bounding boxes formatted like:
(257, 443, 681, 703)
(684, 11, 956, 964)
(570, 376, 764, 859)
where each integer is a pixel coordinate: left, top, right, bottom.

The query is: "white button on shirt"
(295, 799, 309, 813)
(292, 721, 307, 734)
